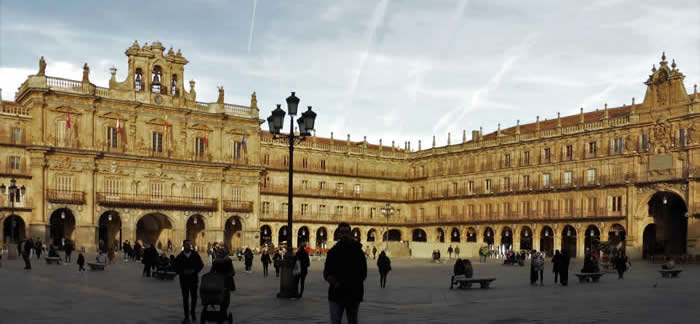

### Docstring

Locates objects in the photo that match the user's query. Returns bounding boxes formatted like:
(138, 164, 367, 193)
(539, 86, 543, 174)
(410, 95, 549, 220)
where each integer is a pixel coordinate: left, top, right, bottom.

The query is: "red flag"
(203, 136, 207, 145)
(116, 116, 121, 135)
(164, 115, 169, 133)
(66, 109, 71, 128)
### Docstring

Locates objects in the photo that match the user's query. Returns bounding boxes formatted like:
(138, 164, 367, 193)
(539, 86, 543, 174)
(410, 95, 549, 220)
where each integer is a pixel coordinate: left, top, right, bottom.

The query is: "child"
(77, 253, 85, 272)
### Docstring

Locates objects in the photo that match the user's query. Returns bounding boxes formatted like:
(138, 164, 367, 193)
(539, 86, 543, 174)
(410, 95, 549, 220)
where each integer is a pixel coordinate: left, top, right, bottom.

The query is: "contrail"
(247, 0, 258, 54)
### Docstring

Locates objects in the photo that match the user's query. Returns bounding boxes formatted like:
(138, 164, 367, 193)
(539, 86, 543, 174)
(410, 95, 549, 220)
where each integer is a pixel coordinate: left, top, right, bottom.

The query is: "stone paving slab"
(0, 254, 698, 323)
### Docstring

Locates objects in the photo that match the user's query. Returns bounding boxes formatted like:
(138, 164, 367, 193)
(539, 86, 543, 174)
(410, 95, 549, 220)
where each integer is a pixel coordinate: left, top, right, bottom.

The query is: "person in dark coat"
(134, 241, 142, 261)
(272, 250, 282, 277)
(34, 239, 43, 259)
(529, 250, 538, 285)
(64, 239, 74, 263)
(174, 239, 204, 323)
(243, 248, 254, 272)
(261, 251, 271, 277)
(560, 250, 570, 286)
(376, 251, 391, 288)
(581, 253, 598, 273)
(453, 258, 465, 276)
(210, 248, 235, 312)
(22, 238, 33, 270)
(552, 250, 562, 284)
(48, 244, 59, 257)
(323, 223, 367, 324)
(614, 253, 631, 279)
(372, 246, 377, 259)
(77, 253, 85, 271)
(295, 244, 311, 298)
(142, 244, 159, 277)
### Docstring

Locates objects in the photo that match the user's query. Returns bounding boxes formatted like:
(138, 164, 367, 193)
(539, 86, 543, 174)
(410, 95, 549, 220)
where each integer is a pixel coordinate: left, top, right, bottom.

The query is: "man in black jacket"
(174, 240, 204, 323)
(323, 223, 367, 324)
(295, 243, 311, 298)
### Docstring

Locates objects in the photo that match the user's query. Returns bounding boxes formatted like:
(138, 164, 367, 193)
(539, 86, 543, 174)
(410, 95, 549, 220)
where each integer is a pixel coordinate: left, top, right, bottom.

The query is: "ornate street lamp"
(381, 203, 394, 244)
(267, 92, 317, 299)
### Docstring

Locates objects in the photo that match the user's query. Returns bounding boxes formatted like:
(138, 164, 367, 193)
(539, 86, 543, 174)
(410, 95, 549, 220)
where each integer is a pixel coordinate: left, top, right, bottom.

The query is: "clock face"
(154, 95, 163, 104)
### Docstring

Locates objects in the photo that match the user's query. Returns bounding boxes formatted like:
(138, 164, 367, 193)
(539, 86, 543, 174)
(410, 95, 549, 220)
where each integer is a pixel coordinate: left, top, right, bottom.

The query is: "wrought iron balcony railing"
(96, 192, 217, 211)
(47, 189, 86, 205)
(223, 200, 254, 213)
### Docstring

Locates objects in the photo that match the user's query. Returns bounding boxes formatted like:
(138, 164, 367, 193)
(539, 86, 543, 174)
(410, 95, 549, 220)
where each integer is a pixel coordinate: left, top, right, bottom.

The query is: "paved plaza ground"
(0, 253, 698, 324)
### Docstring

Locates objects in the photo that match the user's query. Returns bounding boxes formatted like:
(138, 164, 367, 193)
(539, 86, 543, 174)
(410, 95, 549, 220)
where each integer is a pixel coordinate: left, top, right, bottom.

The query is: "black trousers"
(560, 269, 569, 285)
(379, 271, 388, 288)
(295, 270, 308, 297)
(143, 263, 152, 276)
(22, 254, 31, 269)
(179, 277, 198, 319)
(274, 266, 280, 277)
(65, 252, 72, 263)
(263, 263, 269, 277)
(554, 271, 559, 283)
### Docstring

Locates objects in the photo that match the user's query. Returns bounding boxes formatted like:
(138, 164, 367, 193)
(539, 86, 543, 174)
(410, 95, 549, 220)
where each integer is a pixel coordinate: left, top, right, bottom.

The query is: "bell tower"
(110, 40, 191, 106)
(642, 52, 689, 108)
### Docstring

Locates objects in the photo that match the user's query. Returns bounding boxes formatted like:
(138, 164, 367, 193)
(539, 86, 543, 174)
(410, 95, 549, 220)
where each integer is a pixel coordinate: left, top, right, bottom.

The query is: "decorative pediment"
(146, 118, 167, 125)
(643, 52, 689, 107)
(99, 112, 124, 120)
(190, 124, 212, 132)
(51, 105, 82, 115)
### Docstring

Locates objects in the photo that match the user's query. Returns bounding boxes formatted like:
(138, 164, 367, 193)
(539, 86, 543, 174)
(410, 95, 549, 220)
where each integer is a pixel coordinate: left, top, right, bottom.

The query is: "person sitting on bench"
(661, 257, 675, 270)
(96, 251, 108, 264)
(48, 245, 59, 258)
(580, 253, 598, 273)
(454, 258, 465, 276)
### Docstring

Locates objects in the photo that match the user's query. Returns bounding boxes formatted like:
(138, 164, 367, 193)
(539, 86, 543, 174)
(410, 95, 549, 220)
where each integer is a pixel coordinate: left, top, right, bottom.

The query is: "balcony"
(264, 162, 409, 181)
(260, 185, 406, 202)
(47, 189, 86, 205)
(223, 200, 254, 213)
(96, 192, 217, 211)
(259, 211, 397, 225)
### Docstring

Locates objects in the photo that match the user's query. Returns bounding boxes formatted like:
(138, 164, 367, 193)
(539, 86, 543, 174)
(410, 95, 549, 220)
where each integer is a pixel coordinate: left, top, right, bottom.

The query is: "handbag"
(292, 260, 301, 276)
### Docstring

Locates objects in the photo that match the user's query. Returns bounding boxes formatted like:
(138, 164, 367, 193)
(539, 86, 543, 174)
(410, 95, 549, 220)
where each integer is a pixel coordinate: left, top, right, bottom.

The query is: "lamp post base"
(276, 252, 298, 299)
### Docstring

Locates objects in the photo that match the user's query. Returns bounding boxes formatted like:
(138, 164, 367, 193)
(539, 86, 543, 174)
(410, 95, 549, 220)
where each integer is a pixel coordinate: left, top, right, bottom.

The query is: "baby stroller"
(199, 272, 233, 323)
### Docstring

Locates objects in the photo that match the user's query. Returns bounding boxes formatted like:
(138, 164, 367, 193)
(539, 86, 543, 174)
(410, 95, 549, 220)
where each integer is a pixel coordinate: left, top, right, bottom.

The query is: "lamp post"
(381, 203, 394, 250)
(266, 92, 317, 299)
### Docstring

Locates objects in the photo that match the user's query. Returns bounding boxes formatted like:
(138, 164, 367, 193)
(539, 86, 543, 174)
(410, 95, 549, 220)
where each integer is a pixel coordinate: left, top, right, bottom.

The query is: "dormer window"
(171, 74, 178, 96)
(135, 68, 143, 91)
(151, 66, 162, 93)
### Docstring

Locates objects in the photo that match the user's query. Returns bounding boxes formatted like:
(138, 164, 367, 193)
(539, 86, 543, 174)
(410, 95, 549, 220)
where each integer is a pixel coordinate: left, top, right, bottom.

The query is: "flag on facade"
(66, 108, 71, 128)
(203, 136, 207, 145)
(116, 115, 121, 135)
(164, 115, 168, 133)
(242, 134, 247, 153)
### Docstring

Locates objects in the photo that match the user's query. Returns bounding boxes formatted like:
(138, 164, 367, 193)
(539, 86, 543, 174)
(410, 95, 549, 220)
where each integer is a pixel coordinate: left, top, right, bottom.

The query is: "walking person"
(174, 240, 204, 324)
(77, 253, 85, 272)
(614, 252, 631, 279)
(534, 251, 545, 285)
(64, 239, 74, 263)
(560, 250, 570, 286)
(552, 250, 562, 284)
(479, 246, 488, 263)
(272, 249, 282, 277)
(243, 247, 254, 273)
(372, 246, 377, 260)
(209, 247, 235, 313)
(323, 223, 367, 324)
(377, 251, 391, 288)
(295, 243, 311, 298)
(143, 243, 158, 277)
(22, 238, 33, 270)
(261, 250, 271, 277)
(34, 239, 43, 260)
(447, 245, 453, 259)
(454, 246, 460, 258)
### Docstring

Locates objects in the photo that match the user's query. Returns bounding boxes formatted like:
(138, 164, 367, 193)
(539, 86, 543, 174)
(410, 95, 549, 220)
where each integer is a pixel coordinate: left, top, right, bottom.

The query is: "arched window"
(171, 74, 178, 96)
(151, 66, 162, 93)
(134, 68, 143, 91)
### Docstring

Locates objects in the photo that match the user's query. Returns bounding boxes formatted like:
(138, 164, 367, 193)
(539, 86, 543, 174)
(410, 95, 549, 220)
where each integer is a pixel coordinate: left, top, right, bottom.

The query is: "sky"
(1, 0, 699, 149)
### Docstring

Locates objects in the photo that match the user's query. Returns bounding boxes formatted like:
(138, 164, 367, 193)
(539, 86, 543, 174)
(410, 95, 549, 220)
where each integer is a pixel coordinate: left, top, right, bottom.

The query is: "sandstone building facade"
(1, 43, 698, 259)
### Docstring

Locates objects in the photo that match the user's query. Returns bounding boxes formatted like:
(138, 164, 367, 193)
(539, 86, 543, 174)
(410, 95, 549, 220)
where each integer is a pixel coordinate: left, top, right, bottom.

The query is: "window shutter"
(608, 138, 614, 155)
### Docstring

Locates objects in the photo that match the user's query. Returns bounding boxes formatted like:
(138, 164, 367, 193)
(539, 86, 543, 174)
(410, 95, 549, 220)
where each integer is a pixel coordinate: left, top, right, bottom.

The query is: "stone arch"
(436, 228, 445, 243)
(2, 214, 26, 244)
(383, 229, 402, 241)
(483, 227, 495, 245)
(298, 226, 311, 247)
(316, 227, 328, 249)
(562, 225, 577, 258)
(607, 223, 626, 249)
(224, 216, 243, 253)
(466, 227, 477, 242)
(49, 207, 77, 249)
(260, 225, 272, 247)
(583, 224, 601, 255)
(450, 227, 460, 242)
(412, 228, 427, 242)
(186, 215, 206, 252)
(540, 225, 554, 256)
(644, 191, 688, 256)
(278, 225, 290, 247)
(500, 226, 513, 251)
(367, 228, 377, 242)
(520, 226, 533, 251)
(98, 211, 122, 251)
(136, 213, 174, 249)
(351, 227, 361, 241)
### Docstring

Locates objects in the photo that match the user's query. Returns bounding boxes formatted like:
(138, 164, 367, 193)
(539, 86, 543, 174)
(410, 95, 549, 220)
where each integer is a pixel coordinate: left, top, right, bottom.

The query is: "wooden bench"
(575, 273, 603, 283)
(154, 271, 177, 280)
(87, 262, 106, 270)
(45, 257, 61, 265)
(659, 269, 682, 278)
(450, 275, 496, 289)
